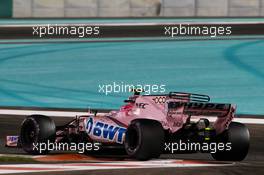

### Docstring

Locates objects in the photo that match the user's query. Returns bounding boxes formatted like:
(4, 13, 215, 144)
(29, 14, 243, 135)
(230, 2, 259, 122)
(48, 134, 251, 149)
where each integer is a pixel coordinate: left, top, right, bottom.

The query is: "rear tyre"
(124, 119, 164, 160)
(211, 122, 250, 161)
(20, 115, 56, 155)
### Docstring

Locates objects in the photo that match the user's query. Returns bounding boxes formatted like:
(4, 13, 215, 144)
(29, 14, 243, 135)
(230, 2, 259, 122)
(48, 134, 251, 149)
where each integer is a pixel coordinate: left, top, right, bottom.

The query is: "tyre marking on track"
(0, 109, 264, 124)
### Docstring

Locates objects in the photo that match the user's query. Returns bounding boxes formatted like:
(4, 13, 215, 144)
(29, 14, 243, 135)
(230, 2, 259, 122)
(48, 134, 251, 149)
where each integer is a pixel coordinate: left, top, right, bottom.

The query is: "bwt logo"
(86, 117, 127, 143)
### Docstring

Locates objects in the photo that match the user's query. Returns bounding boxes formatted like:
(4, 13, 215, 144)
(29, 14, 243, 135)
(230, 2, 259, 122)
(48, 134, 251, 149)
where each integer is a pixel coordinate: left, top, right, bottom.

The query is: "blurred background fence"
(0, 0, 263, 18)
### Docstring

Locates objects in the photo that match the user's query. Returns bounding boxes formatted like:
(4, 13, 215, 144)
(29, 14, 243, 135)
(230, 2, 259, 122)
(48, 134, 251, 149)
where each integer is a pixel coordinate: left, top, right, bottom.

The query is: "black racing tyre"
(124, 119, 164, 160)
(211, 122, 250, 161)
(20, 115, 56, 155)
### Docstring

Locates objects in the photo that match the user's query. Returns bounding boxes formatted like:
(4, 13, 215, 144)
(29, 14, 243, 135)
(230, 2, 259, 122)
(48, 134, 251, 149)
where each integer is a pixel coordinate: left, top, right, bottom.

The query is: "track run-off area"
(0, 38, 263, 114)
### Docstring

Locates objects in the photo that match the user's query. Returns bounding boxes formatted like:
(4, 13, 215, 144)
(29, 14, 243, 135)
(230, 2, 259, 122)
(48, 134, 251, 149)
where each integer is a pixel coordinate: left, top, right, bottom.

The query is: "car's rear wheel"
(211, 122, 250, 161)
(124, 119, 164, 160)
(20, 115, 56, 154)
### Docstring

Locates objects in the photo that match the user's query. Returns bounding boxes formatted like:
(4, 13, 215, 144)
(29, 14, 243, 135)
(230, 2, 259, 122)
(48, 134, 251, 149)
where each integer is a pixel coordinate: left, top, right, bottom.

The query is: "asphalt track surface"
(0, 114, 263, 175)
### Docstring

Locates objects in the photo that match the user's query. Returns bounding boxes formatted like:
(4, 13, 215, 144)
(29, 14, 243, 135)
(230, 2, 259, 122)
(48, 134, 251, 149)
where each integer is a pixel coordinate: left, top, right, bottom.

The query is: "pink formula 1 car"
(6, 90, 250, 161)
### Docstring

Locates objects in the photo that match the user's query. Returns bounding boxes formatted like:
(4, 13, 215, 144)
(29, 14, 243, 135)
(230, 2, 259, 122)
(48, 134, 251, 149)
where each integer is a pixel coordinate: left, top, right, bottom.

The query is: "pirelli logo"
(153, 96, 166, 104)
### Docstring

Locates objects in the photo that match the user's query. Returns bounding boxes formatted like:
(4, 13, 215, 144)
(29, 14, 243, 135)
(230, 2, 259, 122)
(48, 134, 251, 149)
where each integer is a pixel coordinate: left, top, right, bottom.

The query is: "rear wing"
(169, 102, 231, 117)
(166, 92, 235, 134)
(168, 92, 210, 103)
(167, 92, 232, 117)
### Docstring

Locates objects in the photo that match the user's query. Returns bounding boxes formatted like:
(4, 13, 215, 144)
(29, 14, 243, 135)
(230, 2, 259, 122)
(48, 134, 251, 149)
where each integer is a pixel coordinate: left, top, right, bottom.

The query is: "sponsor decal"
(153, 96, 166, 104)
(168, 102, 230, 110)
(85, 117, 126, 143)
(136, 103, 148, 109)
(7, 136, 19, 143)
(6, 136, 19, 146)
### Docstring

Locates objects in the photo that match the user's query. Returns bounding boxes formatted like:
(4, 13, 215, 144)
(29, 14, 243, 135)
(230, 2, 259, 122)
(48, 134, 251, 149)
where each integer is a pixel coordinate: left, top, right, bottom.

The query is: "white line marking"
(0, 160, 234, 174)
(0, 109, 263, 124)
(0, 109, 103, 117)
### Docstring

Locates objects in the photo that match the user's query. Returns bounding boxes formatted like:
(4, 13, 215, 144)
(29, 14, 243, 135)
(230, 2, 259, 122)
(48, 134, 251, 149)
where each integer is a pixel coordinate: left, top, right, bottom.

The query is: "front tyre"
(211, 122, 250, 161)
(124, 119, 164, 160)
(20, 115, 56, 155)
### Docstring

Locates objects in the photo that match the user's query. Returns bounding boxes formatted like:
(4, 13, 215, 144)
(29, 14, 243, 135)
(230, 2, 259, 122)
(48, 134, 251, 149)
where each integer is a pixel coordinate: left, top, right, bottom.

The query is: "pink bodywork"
(111, 95, 235, 134)
(5, 93, 236, 147)
(80, 94, 235, 144)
